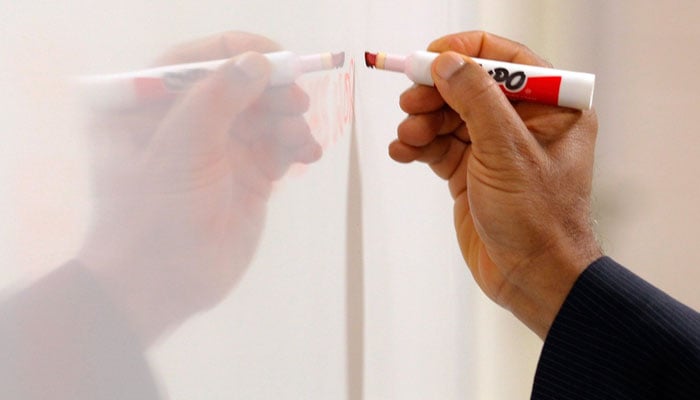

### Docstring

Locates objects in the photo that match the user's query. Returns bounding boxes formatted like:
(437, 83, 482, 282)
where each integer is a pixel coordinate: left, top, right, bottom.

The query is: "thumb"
(431, 51, 535, 159)
(154, 51, 271, 153)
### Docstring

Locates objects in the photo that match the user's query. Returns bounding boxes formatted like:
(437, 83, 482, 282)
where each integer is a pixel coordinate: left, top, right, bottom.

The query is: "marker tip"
(364, 51, 377, 68)
(332, 52, 345, 68)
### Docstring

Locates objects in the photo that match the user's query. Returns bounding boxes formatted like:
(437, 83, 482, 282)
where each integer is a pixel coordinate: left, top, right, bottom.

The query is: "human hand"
(78, 32, 322, 346)
(390, 31, 601, 339)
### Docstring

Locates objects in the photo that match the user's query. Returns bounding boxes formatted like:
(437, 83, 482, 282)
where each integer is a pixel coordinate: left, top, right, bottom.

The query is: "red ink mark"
(286, 58, 354, 178)
(299, 59, 354, 150)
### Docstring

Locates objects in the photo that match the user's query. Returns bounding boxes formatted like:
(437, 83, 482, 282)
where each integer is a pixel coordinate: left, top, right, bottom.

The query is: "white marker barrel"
(398, 51, 595, 110)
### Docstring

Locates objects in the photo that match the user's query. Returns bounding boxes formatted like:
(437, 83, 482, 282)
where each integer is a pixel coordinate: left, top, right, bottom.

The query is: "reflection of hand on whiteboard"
(77, 31, 323, 346)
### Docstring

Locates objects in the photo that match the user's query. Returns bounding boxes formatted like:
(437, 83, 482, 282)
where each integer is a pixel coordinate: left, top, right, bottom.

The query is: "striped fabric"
(532, 257, 700, 399)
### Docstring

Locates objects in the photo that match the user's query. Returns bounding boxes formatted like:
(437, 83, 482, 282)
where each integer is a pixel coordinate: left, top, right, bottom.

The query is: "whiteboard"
(0, 0, 476, 398)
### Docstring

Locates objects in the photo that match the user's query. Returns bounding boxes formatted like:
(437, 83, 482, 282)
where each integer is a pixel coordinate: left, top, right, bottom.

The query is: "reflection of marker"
(365, 51, 595, 110)
(78, 51, 345, 109)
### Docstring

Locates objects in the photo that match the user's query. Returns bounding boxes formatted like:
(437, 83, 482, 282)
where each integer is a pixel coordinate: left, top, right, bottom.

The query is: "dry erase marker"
(365, 51, 595, 110)
(78, 51, 345, 109)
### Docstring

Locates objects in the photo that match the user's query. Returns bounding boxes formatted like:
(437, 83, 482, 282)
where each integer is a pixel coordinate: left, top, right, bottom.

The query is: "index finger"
(154, 31, 282, 66)
(427, 31, 552, 68)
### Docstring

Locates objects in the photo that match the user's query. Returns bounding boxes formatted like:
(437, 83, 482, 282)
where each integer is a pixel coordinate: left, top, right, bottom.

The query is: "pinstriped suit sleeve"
(531, 257, 700, 399)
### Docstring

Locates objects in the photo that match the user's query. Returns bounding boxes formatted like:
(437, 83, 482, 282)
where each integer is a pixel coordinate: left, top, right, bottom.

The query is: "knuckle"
(218, 31, 281, 57)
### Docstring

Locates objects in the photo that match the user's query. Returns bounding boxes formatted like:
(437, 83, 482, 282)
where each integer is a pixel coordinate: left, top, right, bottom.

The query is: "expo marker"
(78, 51, 345, 109)
(364, 51, 595, 110)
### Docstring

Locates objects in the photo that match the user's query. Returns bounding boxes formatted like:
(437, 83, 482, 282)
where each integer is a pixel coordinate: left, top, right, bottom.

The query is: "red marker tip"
(364, 52, 377, 68)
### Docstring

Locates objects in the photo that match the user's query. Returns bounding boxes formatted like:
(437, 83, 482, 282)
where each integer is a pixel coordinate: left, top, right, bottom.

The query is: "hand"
(390, 31, 601, 339)
(78, 32, 322, 346)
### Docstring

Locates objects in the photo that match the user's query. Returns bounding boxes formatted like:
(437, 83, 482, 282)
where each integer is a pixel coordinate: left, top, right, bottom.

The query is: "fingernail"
(435, 52, 466, 80)
(233, 52, 268, 80)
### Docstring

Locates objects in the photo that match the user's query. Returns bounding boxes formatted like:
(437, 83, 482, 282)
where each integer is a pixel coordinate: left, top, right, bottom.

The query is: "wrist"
(77, 228, 198, 347)
(507, 231, 602, 339)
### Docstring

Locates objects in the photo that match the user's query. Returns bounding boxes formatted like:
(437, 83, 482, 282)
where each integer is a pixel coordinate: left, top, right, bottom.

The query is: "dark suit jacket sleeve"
(0, 261, 162, 400)
(532, 256, 700, 399)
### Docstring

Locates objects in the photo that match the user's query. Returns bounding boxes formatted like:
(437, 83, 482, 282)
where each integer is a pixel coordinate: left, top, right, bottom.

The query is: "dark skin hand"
(390, 31, 601, 339)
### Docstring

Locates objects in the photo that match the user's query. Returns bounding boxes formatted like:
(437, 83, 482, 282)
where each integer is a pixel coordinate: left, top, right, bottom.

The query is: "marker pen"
(78, 51, 345, 109)
(365, 51, 595, 110)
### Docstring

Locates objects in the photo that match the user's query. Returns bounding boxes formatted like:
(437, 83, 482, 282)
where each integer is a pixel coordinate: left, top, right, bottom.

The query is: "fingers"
(389, 135, 468, 183)
(399, 84, 445, 114)
(395, 48, 536, 170)
(431, 51, 538, 161)
(389, 136, 454, 165)
(230, 110, 322, 180)
(151, 52, 271, 155)
(428, 31, 552, 67)
(397, 30, 551, 167)
(177, 52, 321, 173)
(154, 31, 281, 66)
(253, 84, 310, 115)
(151, 31, 317, 170)
(249, 116, 322, 180)
(272, 116, 322, 164)
(397, 110, 464, 147)
(398, 83, 466, 149)
(393, 57, 470, 182)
